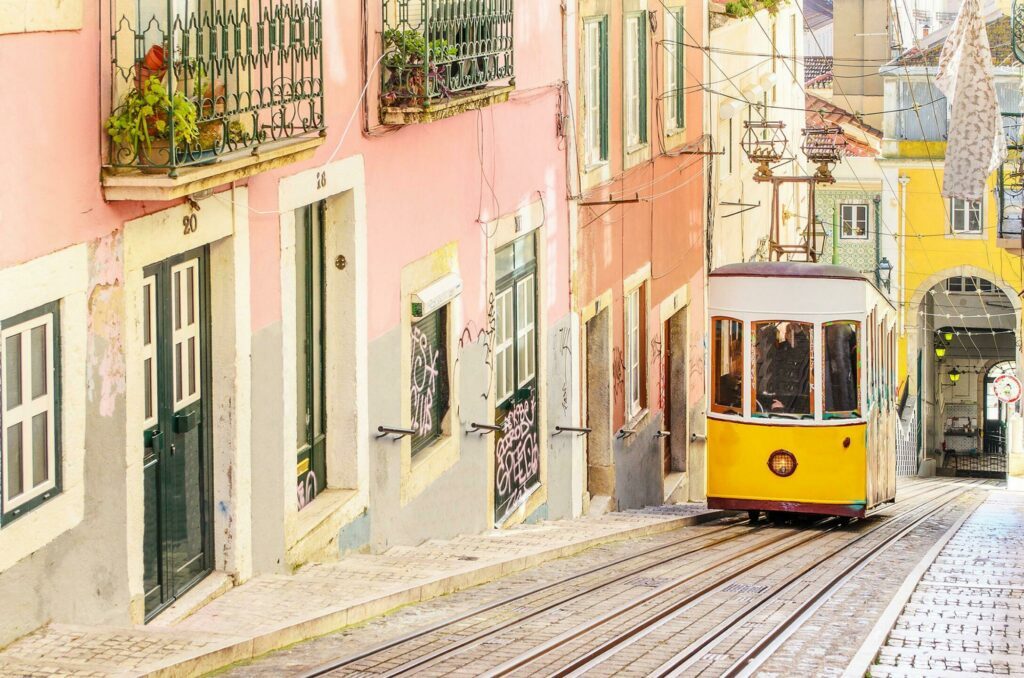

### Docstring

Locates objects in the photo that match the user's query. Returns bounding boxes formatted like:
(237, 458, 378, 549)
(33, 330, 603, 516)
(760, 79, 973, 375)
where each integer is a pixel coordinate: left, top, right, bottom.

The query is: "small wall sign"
(994, 374, 1022, 404)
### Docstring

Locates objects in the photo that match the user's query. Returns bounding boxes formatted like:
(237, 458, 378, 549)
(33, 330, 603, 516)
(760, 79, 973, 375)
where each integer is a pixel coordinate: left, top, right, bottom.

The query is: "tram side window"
(824, 321, 860, 418)
(712, 318, 743, 415)
(753, 321, 813, 419)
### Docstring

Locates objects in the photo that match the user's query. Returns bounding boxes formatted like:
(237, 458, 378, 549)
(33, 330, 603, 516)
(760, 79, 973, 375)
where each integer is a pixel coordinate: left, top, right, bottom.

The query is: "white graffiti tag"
(495, 396, 541, 510)
(411, 325, 441, 436)
(297, 473, 317, 510)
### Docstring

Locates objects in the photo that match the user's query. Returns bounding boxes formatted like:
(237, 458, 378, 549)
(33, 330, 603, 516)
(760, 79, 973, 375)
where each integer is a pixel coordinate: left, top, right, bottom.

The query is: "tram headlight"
(767, 450, 798, 477)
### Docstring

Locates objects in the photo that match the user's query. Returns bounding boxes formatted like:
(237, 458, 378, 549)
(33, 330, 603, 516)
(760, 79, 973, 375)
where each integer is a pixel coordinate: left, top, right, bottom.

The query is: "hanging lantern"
(741, 120, 788, 179)
(942, 330, 954, 342)
(935, 345, 946, 358)
(949, 367, 962, 384)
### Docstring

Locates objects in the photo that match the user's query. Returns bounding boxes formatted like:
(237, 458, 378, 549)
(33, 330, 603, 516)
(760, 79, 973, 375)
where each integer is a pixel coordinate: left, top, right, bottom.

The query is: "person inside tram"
(718, 350, 743, 411)
(754, 321, 812, 418)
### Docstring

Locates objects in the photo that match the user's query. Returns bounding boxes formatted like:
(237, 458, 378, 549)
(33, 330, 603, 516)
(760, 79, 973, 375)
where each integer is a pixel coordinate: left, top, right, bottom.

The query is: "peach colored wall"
(575, 0, 706, 430)
(0, 2, 569, 346)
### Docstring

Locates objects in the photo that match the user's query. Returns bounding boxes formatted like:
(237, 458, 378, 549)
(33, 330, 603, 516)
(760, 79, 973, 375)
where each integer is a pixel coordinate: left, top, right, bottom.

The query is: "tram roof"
(710, 261, 867, 282)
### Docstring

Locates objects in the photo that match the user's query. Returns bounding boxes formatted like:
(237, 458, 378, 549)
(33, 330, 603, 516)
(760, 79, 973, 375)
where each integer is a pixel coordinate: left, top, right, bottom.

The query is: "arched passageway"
(911, 273, 1021, 479)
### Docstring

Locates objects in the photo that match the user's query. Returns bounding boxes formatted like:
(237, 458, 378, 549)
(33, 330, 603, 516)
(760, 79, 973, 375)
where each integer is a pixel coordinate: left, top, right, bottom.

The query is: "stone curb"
(142, 509, 731, 677)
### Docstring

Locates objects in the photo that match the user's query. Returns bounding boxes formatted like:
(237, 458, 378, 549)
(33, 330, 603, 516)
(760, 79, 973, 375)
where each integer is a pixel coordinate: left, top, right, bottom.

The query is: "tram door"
(142, 249, 212, 619)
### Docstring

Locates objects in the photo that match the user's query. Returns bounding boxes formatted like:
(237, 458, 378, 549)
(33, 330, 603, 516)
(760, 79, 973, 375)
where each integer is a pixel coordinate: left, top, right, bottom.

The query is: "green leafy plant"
(725, 0, 785, 18)
(382, 29, 458, 104)
(106, 75, 199, 161)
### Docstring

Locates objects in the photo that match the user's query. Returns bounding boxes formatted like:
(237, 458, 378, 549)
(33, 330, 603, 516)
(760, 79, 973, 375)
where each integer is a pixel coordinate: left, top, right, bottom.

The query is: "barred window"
(411, 307, 450, 454)
(1, 302, 61, 525)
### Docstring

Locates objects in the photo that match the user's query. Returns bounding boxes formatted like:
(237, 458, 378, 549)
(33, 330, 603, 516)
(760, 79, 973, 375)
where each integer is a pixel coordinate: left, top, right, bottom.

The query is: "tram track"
(489, 478, 988, 677)
(651, 479, 993, 677)
(301, 478, 970, 677)
(301, 514, 760, 677)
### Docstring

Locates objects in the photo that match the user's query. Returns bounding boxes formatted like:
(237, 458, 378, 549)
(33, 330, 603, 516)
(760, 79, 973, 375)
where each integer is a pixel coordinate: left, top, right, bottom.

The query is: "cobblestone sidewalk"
(0, 504, 722, 678)
(869, 490, 1024, 677)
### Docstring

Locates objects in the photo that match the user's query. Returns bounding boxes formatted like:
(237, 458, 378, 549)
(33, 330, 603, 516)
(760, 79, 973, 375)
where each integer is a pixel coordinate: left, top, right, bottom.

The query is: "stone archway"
(906, 266, 1022, 480)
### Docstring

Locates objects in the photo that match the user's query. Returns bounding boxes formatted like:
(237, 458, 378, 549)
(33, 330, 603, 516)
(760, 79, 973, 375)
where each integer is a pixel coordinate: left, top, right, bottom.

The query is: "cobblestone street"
(204, 477, 1011, 678)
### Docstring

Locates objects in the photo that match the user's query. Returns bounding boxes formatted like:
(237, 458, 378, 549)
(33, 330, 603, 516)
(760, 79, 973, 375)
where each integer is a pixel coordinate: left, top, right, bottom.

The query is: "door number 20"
(183, 214, 198, 235)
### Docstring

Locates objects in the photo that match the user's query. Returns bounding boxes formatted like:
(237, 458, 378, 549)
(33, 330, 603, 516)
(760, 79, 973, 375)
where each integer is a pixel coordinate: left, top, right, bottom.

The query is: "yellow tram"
(706, 262, 897, 519)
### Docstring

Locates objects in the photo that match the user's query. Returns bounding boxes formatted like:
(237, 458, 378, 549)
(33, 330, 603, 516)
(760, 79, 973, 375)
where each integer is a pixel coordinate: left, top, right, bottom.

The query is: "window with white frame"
(584, 17, 608, 166)
(946, 276, 995, 293)
(840, 204, 869, 239)
(494, 288, 515, 404)
(624, 13, 647, 148)
(1, 302, 61, 524)
(624, 285, 646, 420)
(950, 198, 982, 234)
(664, 8, 684, 132)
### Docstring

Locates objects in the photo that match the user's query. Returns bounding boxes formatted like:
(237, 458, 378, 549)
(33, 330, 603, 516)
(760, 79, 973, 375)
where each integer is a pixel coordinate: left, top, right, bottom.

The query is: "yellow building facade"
(879, 17, 1024, 485)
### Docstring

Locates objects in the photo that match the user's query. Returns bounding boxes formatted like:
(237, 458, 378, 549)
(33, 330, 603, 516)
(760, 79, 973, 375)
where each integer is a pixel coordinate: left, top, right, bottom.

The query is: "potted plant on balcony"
(106, 75, 199, 170)
(382, 29, 457, 106)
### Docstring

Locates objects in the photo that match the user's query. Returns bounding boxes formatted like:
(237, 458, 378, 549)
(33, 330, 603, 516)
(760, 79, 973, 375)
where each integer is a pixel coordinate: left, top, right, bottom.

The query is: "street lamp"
(876, 257, 893, 292)
(935, 344, 947, 358)
(949, 367, 962, 384)
(943, 330, 954, 342)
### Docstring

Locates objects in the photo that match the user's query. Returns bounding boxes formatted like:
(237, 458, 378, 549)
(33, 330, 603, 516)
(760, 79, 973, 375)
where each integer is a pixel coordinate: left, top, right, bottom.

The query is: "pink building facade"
(0, 0, 576, 640)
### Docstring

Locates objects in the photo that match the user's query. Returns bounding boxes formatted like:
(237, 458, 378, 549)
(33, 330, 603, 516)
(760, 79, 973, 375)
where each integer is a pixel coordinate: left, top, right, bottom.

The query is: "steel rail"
(496, 479, 985, 677)
(714, 482, 992, 678)
(365, 480, 946, 677)
(647, 477, 991, 678)
(298, 478, 955, 677)
(299, 514, 754, 677)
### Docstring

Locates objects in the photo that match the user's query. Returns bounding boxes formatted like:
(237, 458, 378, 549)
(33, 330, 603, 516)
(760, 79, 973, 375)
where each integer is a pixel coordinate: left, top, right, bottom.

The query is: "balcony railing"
(380, 0, 514, 121)
(107, 0, 325, 176)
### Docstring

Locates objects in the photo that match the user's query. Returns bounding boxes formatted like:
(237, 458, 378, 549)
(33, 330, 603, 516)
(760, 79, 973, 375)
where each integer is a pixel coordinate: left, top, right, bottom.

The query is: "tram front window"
(753, 321, 812, 419)
(712, 317, 743, 415)
(824, 321, 860, 418)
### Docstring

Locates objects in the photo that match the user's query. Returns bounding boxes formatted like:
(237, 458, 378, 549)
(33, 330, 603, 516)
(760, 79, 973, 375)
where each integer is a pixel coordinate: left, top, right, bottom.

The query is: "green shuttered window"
(584, 16, 610, 165)
(0, 301, 61, 526)
(411, 307, 450, 455)
(625, 12, 648, 148)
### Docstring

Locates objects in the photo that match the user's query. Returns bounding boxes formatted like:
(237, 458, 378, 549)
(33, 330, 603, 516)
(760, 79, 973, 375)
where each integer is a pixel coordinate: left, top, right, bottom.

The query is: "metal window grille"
(381, 0, 515, 108)
(411, 307, 450, 454)
(108, 0, 325, 173)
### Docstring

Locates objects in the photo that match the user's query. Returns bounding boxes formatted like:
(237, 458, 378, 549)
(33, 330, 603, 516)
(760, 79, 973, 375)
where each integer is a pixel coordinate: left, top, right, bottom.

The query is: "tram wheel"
(747, 510, 761, 523)
(767, 511, 788, 526)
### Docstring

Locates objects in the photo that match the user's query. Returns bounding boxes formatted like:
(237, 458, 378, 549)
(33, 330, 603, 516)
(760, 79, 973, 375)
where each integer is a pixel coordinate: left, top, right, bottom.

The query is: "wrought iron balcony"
(380, 0, 515, 124)
(104, 0, 325, 199)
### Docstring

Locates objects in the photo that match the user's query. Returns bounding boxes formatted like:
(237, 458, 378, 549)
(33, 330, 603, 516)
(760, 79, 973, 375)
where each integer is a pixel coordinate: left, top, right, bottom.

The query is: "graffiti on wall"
(494, 393, 541, 519)
(457, 292, 497, 401)
(410, 324, 441, 435)
(297, 473, 317, 511)
(651, 332, 665, 411)
(612, 347, 626, 399)
(558, 326, 572, 413)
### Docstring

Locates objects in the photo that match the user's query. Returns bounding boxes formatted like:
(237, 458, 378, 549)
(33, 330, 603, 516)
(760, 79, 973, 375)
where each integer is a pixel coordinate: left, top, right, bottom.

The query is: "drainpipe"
(873, 194, 882, 288)
(832, 207, 839, 264)
(899, 175, 910, 333)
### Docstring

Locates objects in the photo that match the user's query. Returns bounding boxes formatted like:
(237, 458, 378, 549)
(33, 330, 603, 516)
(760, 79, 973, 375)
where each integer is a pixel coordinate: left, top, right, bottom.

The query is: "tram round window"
(712, 318, 743, 415)
(825, 321, 860, 418)
(753, 321, 812, 418)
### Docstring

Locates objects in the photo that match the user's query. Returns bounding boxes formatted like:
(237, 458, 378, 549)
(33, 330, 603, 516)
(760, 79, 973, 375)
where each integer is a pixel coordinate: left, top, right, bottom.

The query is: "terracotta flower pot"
(143, 45, 166, 71)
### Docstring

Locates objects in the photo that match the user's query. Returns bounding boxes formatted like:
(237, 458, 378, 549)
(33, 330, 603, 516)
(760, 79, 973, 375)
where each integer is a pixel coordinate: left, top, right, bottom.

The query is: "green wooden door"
(142, 248, 212, 620)
(493, 233, 540, 523)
